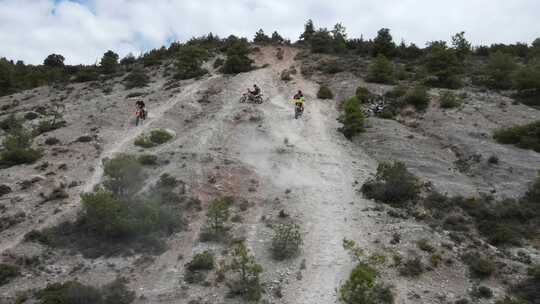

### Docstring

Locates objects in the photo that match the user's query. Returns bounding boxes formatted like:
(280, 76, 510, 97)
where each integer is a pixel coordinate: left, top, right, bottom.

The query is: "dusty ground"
(0, 46, 539, 304)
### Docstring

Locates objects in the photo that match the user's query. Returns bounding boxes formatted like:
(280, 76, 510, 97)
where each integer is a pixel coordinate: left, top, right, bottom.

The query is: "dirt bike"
(239, 93, 263, 104)
(294, 103, 304, 119)
(135, 108, 147, 126)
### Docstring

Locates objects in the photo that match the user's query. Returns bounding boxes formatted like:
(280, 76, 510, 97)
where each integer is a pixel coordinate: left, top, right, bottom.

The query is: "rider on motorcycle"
(135, 100, 146, 125)
(247, 84, 261, 101)
(293, 90, 305, 112)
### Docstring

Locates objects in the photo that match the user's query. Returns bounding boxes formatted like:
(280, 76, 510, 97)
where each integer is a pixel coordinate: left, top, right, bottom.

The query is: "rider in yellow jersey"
(293, 90, 305, 112)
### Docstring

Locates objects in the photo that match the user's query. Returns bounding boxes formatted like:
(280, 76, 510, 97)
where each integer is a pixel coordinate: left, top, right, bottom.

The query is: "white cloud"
(0, 0, 539, 64)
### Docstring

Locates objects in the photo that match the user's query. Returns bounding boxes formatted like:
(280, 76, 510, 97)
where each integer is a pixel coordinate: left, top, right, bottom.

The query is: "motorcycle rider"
(293, 90, 305, 113)
(135, 100, 146, 125)
(247, 84, 261, 101)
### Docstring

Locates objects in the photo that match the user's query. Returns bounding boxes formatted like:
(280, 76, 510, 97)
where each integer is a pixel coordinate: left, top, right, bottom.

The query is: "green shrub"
(0, 113, 22, 131)
(399, 257, 424, 277)
(271, 223, 302, 260)
(200, 197, 232, 242)
(513, 60, 540, 91)
(35, 278, 134, 304)
(138, 154, 158, 166)
(0, 263, 19, 286)
(124, 67, 149, 89)
(134, 129, 173, 148)
(0, 126, 42, 167)
(186, 251, 214, 271)
(222, 38, 253, 74)
(74, 66, 100, 82)
(100, 50, 119, 75)
(102, 154, 146, 199)
(416, 238, 435, 253)
(339, 263, 394, 304)
(472, 286, 493, 299)
(404, 84, 430, 110)
(484, 51, 518, 89)
(367, 54, 394, 84)
(493, 121, 540, 153)
(424, 42, 462, 88)
(149, 129, 173, 144)
(440, 91, 462, 108)
(361, 162, 420, 206)
(462, 252, 495, 279)
(338, 96, 365, 139)
(317, 85, 334, 99)
(175, 45, 209, 80)
(228, 243, 263, 301)
(355, 86, 372, 103)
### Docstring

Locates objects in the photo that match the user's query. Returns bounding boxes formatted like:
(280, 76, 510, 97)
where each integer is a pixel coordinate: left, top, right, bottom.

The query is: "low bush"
(361, 162, 420, 206)
(399, 257, 424, 277)
(271, 223, 302, 260)
(355, 86, 372, 103)
(200, 196, 232, 242)
(124, 67, 149, 89)
(175, 45, 209, 80)
(404, 84, 430, 111)
(35, 278, 135, 304)
(186, 251, 215, 271)
(339, 263, 394, 304)
(416, 238, 435, 253)
(338, 96, 365, 139)
(440, 91, 462, 108)
(462, 252, 495, 279)
(0, 263, 19, 286)
(0, 126, 42, 168)
(138, 154, 158, 166)
(317, 85, 334, 99)
(228, 243, 263, 301)
(493, 121, 540, 153)
(134, 129, 173, 148)
(367, 54, 394, 84)
(472, 286, 493, 299)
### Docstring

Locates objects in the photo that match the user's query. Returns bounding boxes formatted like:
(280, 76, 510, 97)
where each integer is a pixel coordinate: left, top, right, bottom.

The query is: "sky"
(1, 0, 539, 65)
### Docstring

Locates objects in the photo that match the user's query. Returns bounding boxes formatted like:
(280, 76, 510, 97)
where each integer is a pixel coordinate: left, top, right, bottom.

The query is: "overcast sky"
(1, 0, 539, 65)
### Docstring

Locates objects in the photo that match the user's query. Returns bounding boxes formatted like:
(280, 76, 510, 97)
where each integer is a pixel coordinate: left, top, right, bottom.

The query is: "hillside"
(0, 42, 539, 304)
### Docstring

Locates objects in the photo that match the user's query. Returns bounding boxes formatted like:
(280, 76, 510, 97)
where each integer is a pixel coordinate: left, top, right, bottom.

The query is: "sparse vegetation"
(200, 196, 232, 242)
(493, 121, 540, 152)
(134, 129, 174, 148)
(317, 85, 334, 99)
(399, 257, 425, 277)
(367, 54, 394, 84)
(338, 96, 365, 139)
(0, 263, 19, 286)
(35, 278, 135, 304)
(404, 84, 430, 110)
(361, 162, 420, 206)
(271, 223, 302, 260)
(175, 45, 209, 79)
(0, 125, 42, 168)
(138, 154, 158, 166)
(228, 242, 263, 301)
(124, 67, 149, 89)
(25, 154, 184, 258)
(462, 252, 495, 279)
(339, 263, 394, 304)
(440, 90, 462, 108)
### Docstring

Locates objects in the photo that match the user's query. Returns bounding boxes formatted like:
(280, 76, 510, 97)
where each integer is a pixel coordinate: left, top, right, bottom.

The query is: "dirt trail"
(231, 47, 380, 303)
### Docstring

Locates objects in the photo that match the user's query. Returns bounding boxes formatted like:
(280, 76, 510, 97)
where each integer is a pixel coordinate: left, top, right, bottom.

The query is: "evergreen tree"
(253, 29, 271, 44)
(300, 19, 315, 42)
(372, 28, 395, 57)
(100, 50, 119, 74)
